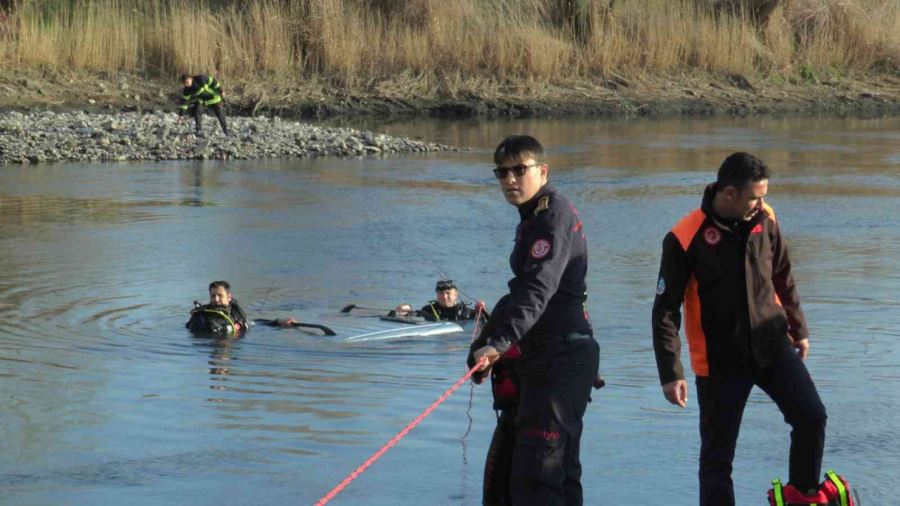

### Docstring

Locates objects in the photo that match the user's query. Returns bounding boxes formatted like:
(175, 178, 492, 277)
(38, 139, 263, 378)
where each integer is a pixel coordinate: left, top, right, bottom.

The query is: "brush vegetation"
(0, 0, 897, 97)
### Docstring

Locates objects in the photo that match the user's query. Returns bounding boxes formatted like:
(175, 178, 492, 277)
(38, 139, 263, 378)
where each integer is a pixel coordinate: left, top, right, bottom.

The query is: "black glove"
(467, 333, 490, 383)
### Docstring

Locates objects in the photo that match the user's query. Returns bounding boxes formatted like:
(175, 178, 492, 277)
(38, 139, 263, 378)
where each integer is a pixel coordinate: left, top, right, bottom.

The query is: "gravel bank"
(0, 111, 456, 164)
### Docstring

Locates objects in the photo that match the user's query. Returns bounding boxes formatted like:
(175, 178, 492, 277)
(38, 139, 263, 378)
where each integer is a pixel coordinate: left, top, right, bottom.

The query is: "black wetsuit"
(416, 301, 486, 322)
(186, 300, 248, 335)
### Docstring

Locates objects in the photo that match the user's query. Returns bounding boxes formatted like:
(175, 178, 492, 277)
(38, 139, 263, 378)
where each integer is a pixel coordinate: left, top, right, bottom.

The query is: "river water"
(1, 115, 898, 505)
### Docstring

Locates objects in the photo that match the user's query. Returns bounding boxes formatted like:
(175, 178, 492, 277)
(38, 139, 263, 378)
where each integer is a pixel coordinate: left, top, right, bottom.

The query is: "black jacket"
(487, 184, 592, 353)
(652, 183, 808, 384)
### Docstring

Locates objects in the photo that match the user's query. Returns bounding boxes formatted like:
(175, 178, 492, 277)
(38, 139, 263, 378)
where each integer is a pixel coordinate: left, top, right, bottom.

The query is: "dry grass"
(0, 0, 896, 89)
(787, 0, 900, 72)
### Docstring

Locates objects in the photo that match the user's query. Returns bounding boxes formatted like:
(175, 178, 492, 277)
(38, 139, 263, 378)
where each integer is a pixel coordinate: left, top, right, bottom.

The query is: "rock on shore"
(0, 111, 455, 164)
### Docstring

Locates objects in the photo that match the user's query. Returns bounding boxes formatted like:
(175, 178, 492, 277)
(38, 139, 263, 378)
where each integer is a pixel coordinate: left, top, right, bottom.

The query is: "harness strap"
(192, 307, 237, 335)
(826, 470, 849, 506)
(771, 479, 785, 506)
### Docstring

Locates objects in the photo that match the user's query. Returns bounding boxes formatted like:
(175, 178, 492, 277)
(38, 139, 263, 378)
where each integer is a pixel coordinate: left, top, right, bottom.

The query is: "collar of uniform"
(517, 183, 554, 220)
(701, 182, 736, 231)
(700, 182, 718, 216)
(701, 182, 769, 234)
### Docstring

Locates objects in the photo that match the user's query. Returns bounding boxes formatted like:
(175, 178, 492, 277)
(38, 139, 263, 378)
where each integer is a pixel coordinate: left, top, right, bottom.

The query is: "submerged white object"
(344, 321, 464, 342)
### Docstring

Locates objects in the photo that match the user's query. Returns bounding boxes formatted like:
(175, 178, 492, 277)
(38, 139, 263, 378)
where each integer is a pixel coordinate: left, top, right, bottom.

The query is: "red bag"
(768, 470, 853, 506)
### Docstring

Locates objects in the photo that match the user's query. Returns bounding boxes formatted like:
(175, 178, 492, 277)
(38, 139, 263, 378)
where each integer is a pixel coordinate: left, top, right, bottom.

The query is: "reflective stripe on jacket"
(180, 74, 223, 109)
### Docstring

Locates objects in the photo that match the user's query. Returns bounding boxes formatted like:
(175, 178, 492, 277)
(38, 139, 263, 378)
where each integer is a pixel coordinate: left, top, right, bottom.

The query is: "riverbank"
(0, 109, 455, 164)
(2, 69, 899, 121)
(3, 0, 899, 129)
(2, 0, 898, 121)
(3, 69, 898, 164)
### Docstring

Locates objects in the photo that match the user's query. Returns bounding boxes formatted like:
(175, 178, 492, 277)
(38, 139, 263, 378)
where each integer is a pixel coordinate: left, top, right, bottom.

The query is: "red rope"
(314, 358, 488, 505)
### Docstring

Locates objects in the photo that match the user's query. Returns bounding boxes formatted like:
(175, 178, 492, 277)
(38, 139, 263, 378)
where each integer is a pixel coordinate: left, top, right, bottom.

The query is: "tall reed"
(0, 0, 896, 86)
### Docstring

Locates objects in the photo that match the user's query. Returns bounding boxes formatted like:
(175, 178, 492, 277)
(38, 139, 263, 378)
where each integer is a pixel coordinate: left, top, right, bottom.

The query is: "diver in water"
(186, 280, 296, 335)
(391, 279, 488, 322)
(186, 280, 248, 335)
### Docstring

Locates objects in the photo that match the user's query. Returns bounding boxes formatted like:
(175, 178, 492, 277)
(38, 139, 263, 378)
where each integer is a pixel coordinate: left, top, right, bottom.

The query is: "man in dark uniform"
(392, 279, 488, 322)
(472, 135, 599, 506)
(178, 73, 229, 136)
(652, 152, 832, 505)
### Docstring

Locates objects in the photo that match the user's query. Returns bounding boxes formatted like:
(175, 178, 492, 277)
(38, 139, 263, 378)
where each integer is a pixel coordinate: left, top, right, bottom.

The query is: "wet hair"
(493, 135, 544, 165)
(179, 73, 192, 82)
(716, 152, 771, 191)
(208, 280, 231, 293)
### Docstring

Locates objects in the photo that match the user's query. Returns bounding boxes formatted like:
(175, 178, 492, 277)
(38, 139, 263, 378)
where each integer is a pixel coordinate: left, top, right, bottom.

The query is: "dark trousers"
(484, 409, 516, 506)
(190, 102, 228, 135)
(697, 352, 827, 506)
(511, 335, 599, 506)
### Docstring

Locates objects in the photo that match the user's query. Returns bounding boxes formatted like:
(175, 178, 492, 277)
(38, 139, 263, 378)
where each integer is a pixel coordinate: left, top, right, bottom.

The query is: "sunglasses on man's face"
(493, 163, 539, 179)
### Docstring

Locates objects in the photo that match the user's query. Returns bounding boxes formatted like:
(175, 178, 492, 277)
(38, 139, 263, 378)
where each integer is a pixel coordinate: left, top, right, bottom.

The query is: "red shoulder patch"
(531, 239, 552, 259)
(703, 226, 722, 246)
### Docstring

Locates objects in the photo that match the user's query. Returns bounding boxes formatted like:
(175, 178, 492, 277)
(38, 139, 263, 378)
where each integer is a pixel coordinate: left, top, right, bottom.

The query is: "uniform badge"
(750, 223, 763, 234)
(531, 239, 552, 259)
(703, 226, 721, 246)
(656, 277, 666, 295)
(534, 196, 550, 215)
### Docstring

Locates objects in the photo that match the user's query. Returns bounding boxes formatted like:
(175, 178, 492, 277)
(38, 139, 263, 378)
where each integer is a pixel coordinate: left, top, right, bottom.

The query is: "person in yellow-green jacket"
(178, 73, 229, 136)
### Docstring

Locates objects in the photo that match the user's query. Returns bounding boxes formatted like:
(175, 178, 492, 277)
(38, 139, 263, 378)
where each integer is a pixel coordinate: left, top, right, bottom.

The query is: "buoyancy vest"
(418, 301, 479, 322)
(186, 300, 248, 336)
